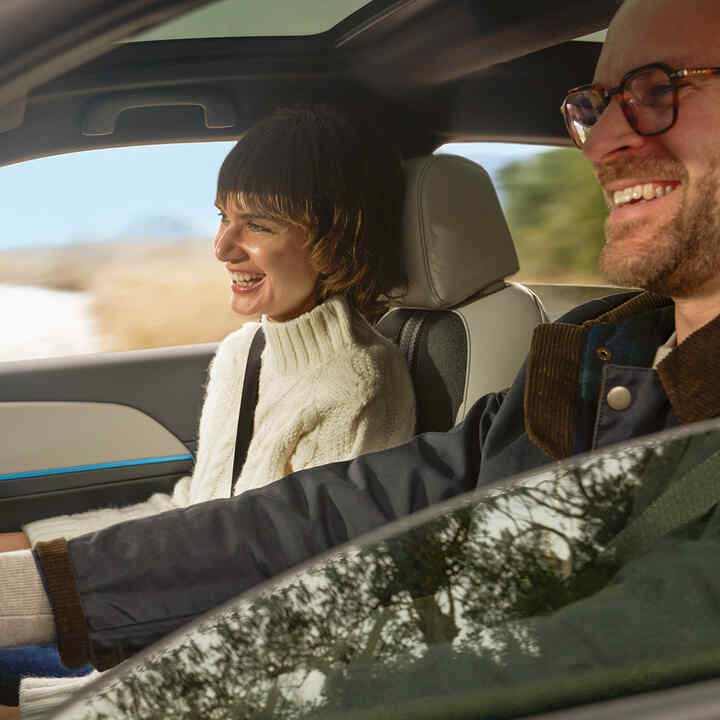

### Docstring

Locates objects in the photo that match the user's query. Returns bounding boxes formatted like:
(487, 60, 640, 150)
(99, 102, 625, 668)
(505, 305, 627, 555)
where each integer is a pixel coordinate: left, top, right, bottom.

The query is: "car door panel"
(0, 344, 215, 532)
(0, 466, 187, 533)
(0, 401, 192, 476)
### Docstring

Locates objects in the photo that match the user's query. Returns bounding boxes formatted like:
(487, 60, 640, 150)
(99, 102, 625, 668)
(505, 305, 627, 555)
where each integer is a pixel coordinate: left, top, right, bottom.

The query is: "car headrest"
(398, 154, 519, 310)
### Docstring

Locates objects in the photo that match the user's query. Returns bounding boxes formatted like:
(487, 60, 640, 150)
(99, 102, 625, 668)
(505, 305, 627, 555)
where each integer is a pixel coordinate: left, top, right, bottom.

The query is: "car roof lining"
(0, 0, 613, 167)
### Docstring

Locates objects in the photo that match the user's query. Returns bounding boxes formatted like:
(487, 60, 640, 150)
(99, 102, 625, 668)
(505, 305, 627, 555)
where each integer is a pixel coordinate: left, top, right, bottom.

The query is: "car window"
(436, 142, 608, 285)
(1, 140, 607, 363)
(53, 418, 720, 720)
(0, 141, 245, 362)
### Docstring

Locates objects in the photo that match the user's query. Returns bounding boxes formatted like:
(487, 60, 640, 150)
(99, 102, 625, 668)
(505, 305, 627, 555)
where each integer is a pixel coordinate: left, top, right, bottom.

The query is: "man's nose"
(582, 95, 646, 162)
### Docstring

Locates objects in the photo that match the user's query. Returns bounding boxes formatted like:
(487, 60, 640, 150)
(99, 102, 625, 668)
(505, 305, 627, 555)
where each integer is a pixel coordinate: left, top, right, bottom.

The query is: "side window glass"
(435, 142, 608, 284)
(0, 142, 241, 362)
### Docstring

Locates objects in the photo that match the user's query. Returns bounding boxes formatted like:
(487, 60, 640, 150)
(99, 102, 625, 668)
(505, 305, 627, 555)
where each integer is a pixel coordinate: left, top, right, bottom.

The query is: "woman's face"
(214, 195, 319, 322)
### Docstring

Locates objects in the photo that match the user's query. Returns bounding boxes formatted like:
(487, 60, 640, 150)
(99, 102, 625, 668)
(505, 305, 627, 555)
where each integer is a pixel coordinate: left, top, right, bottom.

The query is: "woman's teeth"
(232, 272, 264, 287)
(613, 183, 678, 208)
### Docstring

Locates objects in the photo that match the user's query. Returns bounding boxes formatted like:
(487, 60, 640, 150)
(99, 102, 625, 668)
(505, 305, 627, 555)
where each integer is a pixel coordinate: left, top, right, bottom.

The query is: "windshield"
(55, 421, 720, 719)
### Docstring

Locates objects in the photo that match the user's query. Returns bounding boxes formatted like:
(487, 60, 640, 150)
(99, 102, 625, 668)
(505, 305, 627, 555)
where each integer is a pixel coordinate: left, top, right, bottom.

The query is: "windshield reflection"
(60, 426, 720, 719)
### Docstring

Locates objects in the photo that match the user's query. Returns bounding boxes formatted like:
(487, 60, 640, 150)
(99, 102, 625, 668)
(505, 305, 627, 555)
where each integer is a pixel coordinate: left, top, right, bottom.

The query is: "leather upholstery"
(378, 153, 547, 432)
(399, 154, 519, 309)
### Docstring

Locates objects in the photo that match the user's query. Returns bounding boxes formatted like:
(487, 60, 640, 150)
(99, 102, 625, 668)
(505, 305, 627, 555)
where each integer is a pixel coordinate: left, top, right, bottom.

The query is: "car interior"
(0, 2, 622, 535)
(17, 2, 720, 719)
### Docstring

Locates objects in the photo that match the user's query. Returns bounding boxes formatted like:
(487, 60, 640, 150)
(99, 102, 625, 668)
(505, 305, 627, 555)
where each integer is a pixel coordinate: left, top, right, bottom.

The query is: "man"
(3, 0, 720, 681)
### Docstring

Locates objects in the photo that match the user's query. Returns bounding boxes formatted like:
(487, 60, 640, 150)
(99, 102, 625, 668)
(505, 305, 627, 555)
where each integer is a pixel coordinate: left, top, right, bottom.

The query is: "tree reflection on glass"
(70, 430, 720, 720)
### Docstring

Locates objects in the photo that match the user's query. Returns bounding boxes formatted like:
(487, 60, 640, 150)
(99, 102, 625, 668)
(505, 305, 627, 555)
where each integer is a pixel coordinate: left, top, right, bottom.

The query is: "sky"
(0, 141, 552, 250)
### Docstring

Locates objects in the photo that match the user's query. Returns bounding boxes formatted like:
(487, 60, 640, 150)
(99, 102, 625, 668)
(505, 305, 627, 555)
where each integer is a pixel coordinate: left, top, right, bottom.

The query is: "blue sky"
(0, 141, 551, 250)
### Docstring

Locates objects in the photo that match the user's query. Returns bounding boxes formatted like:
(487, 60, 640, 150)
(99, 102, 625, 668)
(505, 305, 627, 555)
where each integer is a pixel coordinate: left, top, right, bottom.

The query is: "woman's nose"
(214, 225, 248, 262)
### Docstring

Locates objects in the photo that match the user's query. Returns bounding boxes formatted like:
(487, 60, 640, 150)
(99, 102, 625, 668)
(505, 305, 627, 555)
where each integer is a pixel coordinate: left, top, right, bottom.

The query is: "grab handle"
(82, 89, 236, 136)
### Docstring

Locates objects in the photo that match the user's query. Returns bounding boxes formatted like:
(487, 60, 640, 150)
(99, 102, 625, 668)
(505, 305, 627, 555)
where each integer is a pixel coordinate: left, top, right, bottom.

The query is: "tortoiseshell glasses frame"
(560, 62, 720, 148)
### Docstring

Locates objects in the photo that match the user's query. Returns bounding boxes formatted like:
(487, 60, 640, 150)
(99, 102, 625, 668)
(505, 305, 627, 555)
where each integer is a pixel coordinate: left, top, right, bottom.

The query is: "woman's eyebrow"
(216, 205, 281, 223)
(238, 212, 277, 223)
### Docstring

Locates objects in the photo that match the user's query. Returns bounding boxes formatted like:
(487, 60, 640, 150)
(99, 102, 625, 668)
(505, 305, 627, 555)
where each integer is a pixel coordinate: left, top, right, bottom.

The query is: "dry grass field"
(0, 236, 597, 354)
(0, 239, 251, 351)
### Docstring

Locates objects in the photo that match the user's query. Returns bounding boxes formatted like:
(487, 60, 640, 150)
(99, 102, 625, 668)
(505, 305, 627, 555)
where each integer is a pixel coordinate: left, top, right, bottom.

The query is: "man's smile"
(604, 177, 684, 226)
(610, 180, 681, 207)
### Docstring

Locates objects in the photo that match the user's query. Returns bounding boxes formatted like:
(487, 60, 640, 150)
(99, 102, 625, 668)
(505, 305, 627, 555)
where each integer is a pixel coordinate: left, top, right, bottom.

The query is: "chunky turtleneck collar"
(261, 295, 356, 375)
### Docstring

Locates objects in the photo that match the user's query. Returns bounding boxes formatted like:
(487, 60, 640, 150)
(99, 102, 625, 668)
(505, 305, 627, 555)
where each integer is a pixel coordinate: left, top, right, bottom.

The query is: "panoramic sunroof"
(130, 0, 372, 41)
(576, 30, 606, 42)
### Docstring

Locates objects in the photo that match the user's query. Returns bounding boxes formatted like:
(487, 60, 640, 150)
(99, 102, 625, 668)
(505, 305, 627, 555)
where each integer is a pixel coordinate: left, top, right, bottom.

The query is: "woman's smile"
(229, 271, 266, 294)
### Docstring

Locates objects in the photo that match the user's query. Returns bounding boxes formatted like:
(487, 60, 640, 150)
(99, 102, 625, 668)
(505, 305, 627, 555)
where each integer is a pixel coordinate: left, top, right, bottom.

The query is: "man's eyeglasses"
(560, 62, 720, 149)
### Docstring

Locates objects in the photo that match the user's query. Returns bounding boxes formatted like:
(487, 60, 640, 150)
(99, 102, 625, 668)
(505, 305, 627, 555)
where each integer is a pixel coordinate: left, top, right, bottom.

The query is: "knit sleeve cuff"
(34, 539, 92, 669)
(20, 672, 101, 720)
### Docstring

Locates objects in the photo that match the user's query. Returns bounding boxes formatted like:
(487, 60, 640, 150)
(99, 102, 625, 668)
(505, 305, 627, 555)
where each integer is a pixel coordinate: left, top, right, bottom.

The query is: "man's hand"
(0, 705, 20, 719)
(0, 533, 30, 553)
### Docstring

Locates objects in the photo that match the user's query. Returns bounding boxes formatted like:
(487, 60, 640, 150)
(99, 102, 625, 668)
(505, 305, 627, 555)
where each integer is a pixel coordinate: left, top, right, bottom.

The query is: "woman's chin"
(230, 296, 265, 319)
(230, 281, 269, 317)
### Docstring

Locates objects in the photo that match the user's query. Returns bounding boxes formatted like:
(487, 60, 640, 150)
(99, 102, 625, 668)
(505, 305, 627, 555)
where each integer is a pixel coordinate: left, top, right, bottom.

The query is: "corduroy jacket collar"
(524, 291, 720, 459)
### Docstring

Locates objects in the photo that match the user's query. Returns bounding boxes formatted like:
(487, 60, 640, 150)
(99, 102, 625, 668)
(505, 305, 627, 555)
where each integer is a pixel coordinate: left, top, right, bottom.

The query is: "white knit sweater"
(18, 295, 415, 717)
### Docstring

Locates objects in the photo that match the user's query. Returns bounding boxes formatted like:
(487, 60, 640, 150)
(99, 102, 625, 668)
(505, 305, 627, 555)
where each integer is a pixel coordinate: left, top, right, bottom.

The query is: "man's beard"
(599, 157, 720, 297)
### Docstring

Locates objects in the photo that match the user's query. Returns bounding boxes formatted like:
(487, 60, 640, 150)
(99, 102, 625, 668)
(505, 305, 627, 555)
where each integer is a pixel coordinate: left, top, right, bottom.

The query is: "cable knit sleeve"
(22, 491, 182, 546)
(21, 325, 253, 546)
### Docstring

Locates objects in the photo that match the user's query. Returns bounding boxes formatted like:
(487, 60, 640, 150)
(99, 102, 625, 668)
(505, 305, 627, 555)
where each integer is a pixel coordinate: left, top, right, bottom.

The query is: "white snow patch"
(0, 284, 101, 361)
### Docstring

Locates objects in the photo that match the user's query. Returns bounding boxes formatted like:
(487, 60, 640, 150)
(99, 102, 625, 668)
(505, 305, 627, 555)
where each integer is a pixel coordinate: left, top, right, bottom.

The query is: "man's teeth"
(613, 183, 677, 208)
(232, 272, 264, 286)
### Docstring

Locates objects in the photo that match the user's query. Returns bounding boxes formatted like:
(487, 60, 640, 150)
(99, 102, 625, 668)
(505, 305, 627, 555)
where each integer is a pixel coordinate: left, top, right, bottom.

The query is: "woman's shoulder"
(277, 301, 413, 411)
(330, 311, 413, 393)
(210, 320, 262, 373)
(218, 320, 262, 351)
(350, 311, 404, 361)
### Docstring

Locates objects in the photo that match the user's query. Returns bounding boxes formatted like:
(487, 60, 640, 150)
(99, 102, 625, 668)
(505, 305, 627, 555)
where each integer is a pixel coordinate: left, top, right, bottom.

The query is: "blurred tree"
(498, 149, 608, 281)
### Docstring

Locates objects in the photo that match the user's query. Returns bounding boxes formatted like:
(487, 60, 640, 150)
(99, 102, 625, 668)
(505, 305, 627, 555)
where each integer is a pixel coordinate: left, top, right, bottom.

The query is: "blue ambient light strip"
(0, 454, 193, 481)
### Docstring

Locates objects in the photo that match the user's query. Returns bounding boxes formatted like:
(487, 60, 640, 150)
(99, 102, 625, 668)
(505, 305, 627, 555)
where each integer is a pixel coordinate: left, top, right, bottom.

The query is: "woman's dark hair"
(216, 105, 406, 319)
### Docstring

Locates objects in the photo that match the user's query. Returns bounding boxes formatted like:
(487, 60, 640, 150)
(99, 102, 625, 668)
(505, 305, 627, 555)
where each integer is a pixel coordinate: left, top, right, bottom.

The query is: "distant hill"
(117, 214, 197, 240)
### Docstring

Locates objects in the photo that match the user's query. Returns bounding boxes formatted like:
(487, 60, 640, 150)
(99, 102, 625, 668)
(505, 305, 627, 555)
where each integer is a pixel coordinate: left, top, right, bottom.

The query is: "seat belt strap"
(398, 311, 424, 375)
(397, 312, 424, 435)
(231, 327, 266, 493)
(606, 445, 720, 565)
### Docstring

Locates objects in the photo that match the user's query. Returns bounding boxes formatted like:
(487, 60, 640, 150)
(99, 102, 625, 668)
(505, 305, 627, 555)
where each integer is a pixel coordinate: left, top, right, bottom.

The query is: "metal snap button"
(596, 347, 612, 362)
(606, 385, 632, 411)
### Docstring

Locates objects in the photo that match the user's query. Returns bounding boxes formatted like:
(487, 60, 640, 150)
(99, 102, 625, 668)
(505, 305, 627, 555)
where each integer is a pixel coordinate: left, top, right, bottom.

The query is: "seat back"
(377, 154, 547, 433)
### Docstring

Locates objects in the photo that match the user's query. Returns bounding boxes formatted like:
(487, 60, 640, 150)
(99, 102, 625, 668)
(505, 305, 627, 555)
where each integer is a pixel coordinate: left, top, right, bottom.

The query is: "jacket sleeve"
(35, 392, 502, 671)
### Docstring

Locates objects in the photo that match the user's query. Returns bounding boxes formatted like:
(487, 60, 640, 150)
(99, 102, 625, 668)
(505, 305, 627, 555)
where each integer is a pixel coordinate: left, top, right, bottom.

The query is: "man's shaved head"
(600, 0, 720, 86)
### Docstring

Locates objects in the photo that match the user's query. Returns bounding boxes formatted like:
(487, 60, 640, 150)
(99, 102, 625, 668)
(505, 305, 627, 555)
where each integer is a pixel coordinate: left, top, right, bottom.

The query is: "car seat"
(377, 153, 548, 433)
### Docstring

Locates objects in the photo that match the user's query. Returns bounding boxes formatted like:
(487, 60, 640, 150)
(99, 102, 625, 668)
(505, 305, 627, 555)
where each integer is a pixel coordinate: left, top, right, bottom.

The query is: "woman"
(0, 105, 416, 718)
